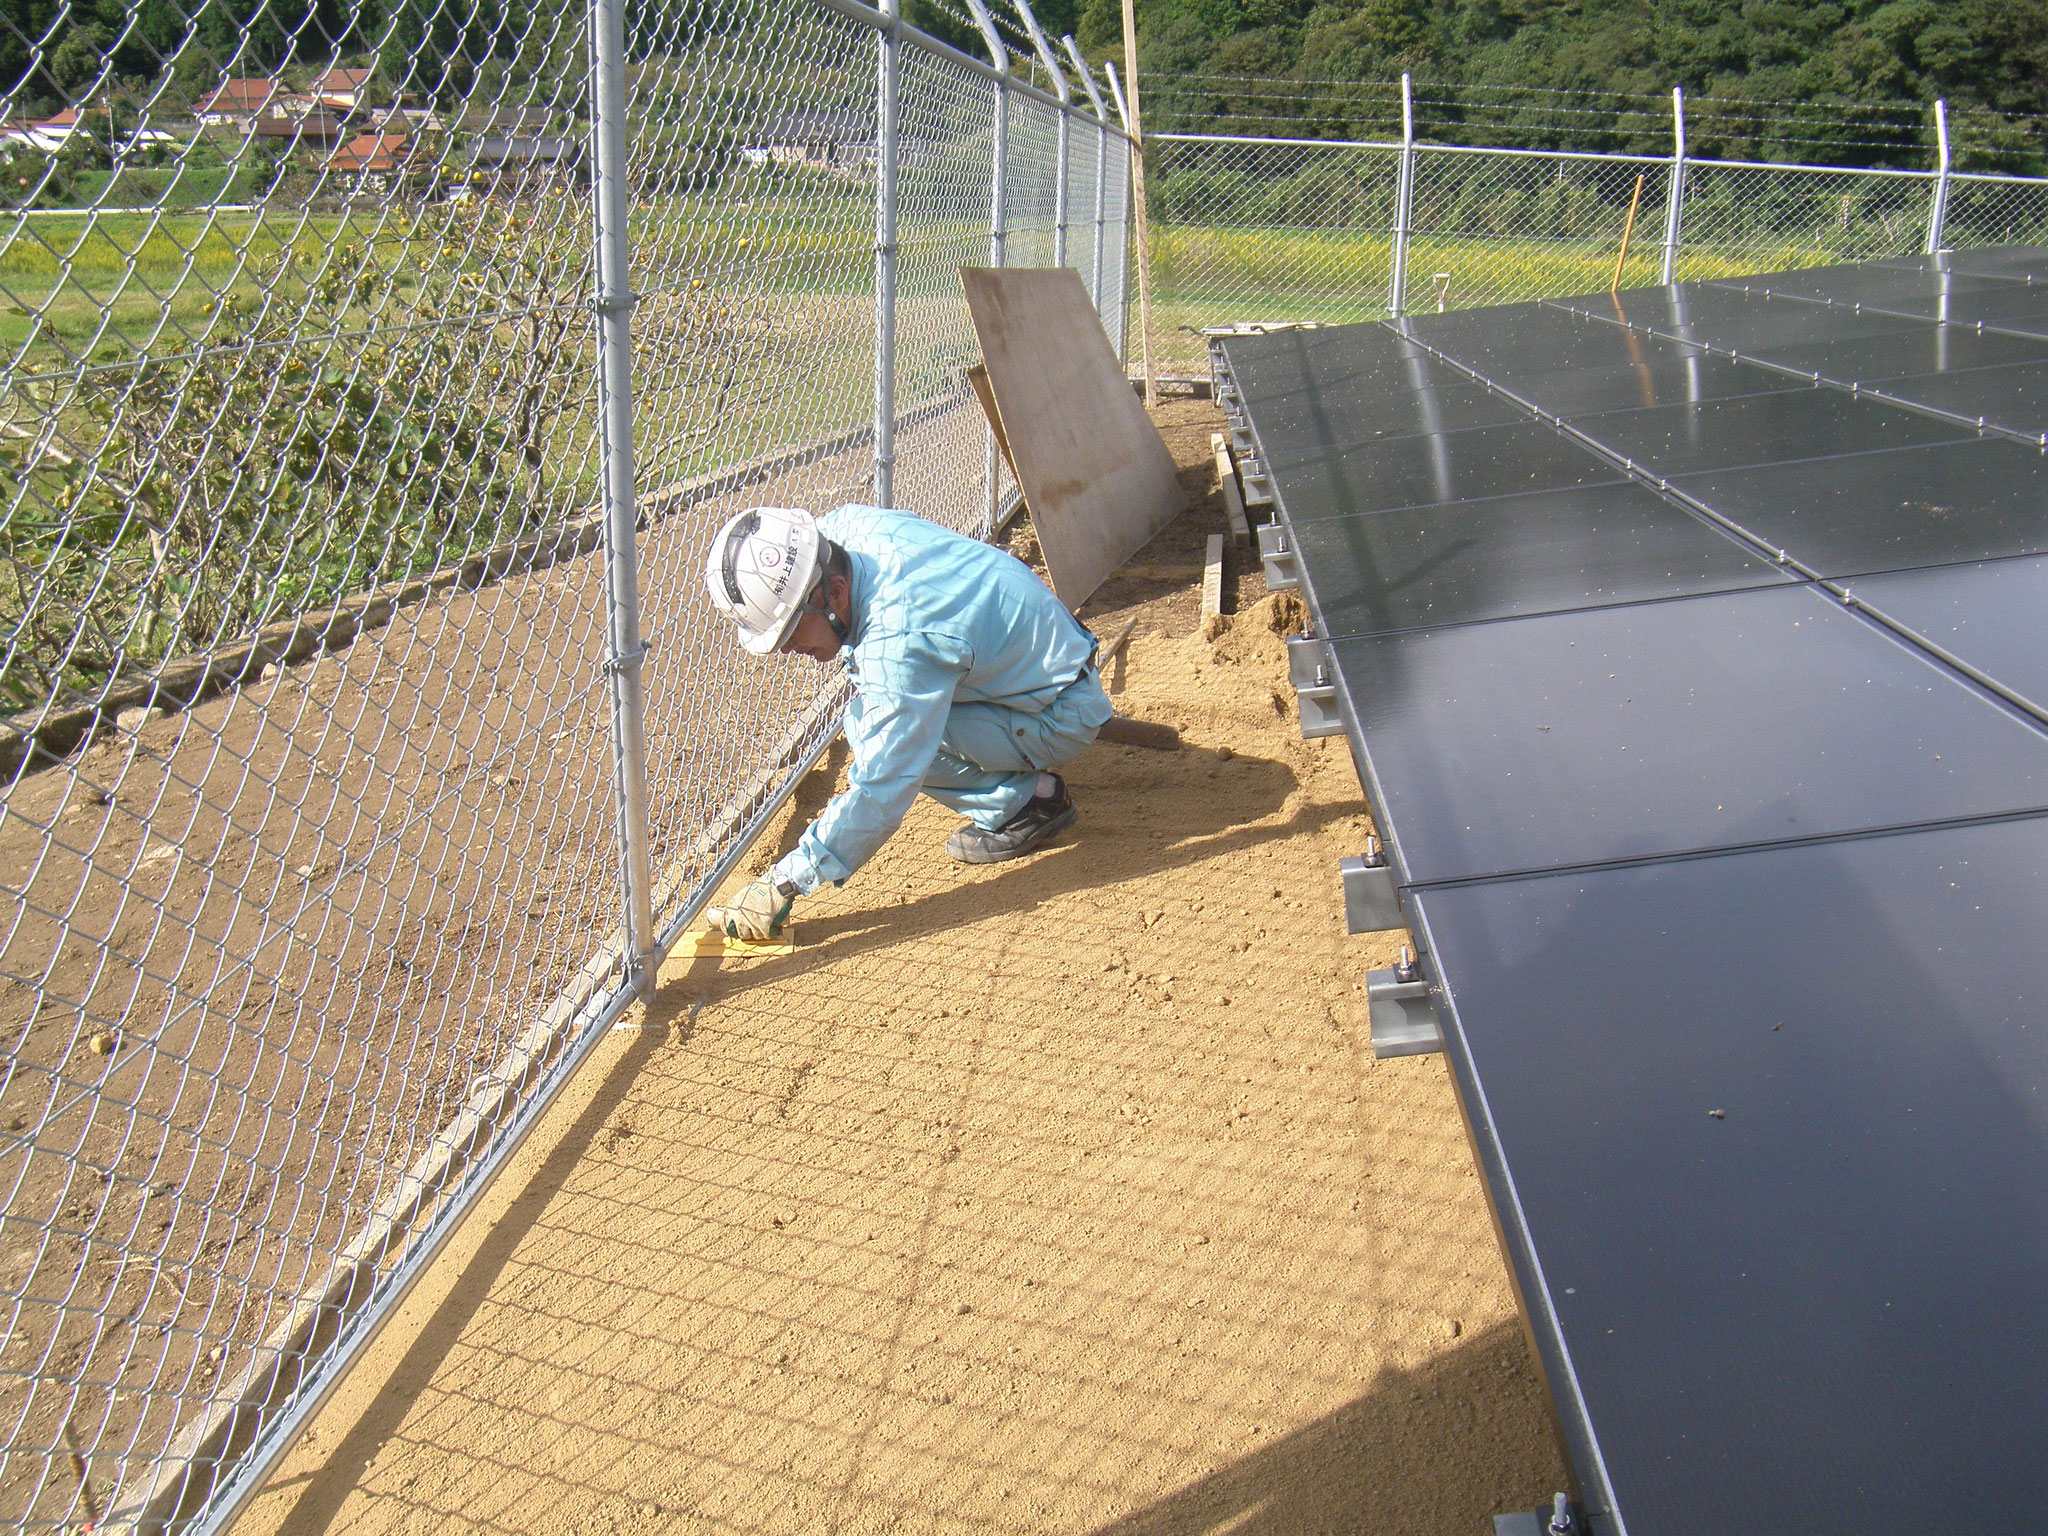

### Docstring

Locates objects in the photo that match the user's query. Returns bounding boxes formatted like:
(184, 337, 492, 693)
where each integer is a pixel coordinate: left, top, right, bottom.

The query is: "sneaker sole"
(946, 802, 1079, 865)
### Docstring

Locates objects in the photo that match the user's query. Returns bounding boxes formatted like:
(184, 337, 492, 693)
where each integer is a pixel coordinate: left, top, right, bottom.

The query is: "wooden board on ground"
(1212, 432, 1250, 544)
(961, 267, 1187, 608)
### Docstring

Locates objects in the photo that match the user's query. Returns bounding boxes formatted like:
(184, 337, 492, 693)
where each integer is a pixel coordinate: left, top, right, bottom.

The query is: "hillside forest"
(5, 0, 2047, 171)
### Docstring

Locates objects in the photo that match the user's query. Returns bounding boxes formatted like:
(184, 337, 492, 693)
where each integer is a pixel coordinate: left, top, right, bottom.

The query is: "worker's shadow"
(708, 734, 1349, 988)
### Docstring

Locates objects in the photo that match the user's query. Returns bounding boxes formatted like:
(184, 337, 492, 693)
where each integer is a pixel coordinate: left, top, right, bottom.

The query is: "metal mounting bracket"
(1257, 520, 1297, 588)
(1493, 1495, 1582, 1536)
(1366, 948, 1442, 1058)
(1285, 631, 1341, 737)
(1240, 457, 1275, 508)
(1340, 837, 1401, 933)
(1285, 632, 1326, 688)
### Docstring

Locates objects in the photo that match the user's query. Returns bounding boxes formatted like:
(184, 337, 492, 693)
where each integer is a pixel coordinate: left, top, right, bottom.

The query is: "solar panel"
(1848, 554, 2048, 719)
(1708, 266, 2028, 305)
(1413, 815, 2048, 1536)
(1247, 381, 1531, 456)
(1508, 355, 1802, 418)
(1568, 387, 1972, 475)
(1329, 584, 2048, 884)
(1917, 244, 2048, 280)
(1827, 284, 2048, 328)
(1213, 254, 2048, 1535)
(1224, 323, 1449, 409)
(1402, 305, 1707, 376)
(1733, 324, 2048, 383)
(1864, 360, 2048, 438)
(1292, 480, 1785, 640)
(1576, 287, 1933, 351)
(1668, 437, 2048, 576)
(1265, 419, 1624, 520)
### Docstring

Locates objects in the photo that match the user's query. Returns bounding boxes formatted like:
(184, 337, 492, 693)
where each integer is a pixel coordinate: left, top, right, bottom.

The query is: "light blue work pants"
(921, 669, 1113, 828)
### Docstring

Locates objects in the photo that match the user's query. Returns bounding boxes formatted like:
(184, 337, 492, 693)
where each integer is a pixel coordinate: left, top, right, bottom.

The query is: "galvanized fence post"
(1014, 0, 1070, 267)
(591, 0, 656, 990)
(964, 0, 1008, 532)
(1925, 98, 1952, 254)
(874, 0, 903, 508)
(1064, 35, 1111, 311)
(1387, 72, 1416, 316)
(1660, 85, 1686, 284)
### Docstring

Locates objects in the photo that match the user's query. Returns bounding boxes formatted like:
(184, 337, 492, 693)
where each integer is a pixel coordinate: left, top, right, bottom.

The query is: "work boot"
(945, 775, 1078, 864)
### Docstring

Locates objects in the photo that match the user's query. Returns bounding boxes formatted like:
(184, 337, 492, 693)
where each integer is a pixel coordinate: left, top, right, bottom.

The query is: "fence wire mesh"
(1146, 131, 2048, 376)
(0, 0, 1128, 1526)
(1148, 134, 1397, 375)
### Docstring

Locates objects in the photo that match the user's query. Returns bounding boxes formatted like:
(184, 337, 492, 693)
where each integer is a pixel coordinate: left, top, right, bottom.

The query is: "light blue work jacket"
(771, 506, 1099, 891)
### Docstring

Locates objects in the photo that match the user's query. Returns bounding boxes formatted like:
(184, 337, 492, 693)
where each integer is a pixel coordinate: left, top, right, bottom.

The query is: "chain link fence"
(0, 0, 1129, 1526)
(1147, 98, 2048, 376)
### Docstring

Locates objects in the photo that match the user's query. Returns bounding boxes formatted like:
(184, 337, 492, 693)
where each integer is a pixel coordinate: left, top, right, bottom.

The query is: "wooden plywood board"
(961, 267, 1187, 608)
(966, 364, 1021, 487)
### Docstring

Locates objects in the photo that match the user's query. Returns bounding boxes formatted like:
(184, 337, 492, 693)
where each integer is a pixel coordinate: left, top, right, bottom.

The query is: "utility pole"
(1118, 0, 1156, 406)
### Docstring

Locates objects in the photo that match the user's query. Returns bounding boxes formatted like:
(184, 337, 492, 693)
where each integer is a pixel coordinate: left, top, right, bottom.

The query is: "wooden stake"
(1201, 533, 1225, 620)
(1119, 0, 1155, 407)
(1211, 432, 1249, 543)
(1096, 615, 1140, 663)
(1611, 172, 1646, 294)
(1098, 713, 1179, 750)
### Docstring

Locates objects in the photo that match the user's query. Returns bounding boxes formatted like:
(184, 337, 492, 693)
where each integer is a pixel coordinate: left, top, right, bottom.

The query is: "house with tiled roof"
(196, 79, 280, 124)
(327, 132, 409, 179)
(314, 69, 379, 112)
(254, 112, 349, 152)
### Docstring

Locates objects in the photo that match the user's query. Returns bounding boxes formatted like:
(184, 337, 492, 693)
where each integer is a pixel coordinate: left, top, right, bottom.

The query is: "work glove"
(705, 875, 794, 942)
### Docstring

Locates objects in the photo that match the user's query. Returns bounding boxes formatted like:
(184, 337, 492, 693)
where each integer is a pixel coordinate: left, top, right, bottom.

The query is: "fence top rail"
(1153, 131, 1401, 151)
(813, 0, 1134, 142)
(1154, 129, 2048, 190)
(1683, 153, 1935, 180)
(1155, 132, 1666, 166)
(1952, 168, 2048, 188)
(1414, 140, 1671, 166)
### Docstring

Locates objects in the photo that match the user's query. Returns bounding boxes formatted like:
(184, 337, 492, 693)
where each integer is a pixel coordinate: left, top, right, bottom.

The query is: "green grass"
(1144, 221, 1913, 370)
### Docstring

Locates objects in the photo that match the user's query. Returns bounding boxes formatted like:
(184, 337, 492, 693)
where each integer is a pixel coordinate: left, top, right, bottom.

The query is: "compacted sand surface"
(238, 400, 1568, 1536)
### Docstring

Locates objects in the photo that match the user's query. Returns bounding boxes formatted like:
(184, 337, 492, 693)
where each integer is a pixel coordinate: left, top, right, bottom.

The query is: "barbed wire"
(1142, 72, 2047, 156)
(1149, 71, 2008, 123)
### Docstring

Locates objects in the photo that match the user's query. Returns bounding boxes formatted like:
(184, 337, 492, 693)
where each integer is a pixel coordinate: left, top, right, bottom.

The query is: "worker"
(701, 504, 1113, 941)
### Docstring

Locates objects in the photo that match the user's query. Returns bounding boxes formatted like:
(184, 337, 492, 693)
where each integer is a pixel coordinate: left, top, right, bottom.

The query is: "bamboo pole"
(1611, 172, 1646, 294)
(1118, 0, 1155, 406)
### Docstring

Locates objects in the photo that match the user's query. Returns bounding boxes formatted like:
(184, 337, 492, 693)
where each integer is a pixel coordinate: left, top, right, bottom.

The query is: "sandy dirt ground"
(234, 398, 1570, 1536)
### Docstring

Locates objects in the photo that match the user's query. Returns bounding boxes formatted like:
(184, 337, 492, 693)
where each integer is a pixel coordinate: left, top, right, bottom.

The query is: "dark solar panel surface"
(1263, 421, 1624, 517)
(1849, 554, 2048, 718)
(1220, 248, 2048, 1536)
(1333, 584, 2048, 882)
(1668, 437, 2048, 575)
(1292, 480, 1785, 638)
(1410, 818, 2048, 1536)
(1569, 387, 1971, 473)
(1869, 358, 2048, 435)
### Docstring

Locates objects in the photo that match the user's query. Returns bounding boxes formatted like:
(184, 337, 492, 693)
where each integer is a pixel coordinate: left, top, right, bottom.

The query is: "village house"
(312, 68, 378, 113)
(195, 78, 281, 126)
(327, 131, 411, 184)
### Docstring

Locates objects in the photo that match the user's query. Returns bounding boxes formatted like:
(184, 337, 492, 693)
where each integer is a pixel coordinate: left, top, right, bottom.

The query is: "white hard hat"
(705, 506, 825, 654)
